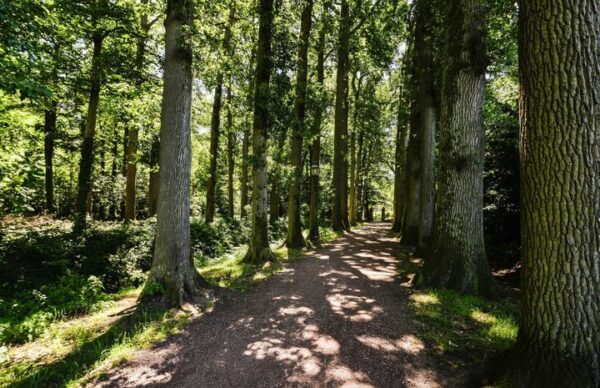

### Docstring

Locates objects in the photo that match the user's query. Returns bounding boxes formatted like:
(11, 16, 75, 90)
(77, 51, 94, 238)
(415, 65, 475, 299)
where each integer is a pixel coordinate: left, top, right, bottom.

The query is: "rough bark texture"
(143, 0, 206, 307)
(44, 102, 57, 214)
(206, 6, 236, 224)
(331, 0, 350, 232)
(349, 74, 363, 226)
(226, 86, 235, 219)
(73, 33, 103, 234)
(415, 0, 436, 249)
(401, 102, 421, 245)
(421, 0, 491, 295)
(505, 1, 600, 386)
(308, 16, 326, 244)
(286, 0, 313, 248)
(244, 0, 275, 264)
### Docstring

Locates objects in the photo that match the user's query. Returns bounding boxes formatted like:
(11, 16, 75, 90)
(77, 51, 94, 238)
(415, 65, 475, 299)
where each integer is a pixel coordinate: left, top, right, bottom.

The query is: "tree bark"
(349, 73, 363, 226)
(308, 11, 326, 244)
(331, 0, 351, 232)
(421, 0, 491, 295)
(504, 1, 600, 386)
(240, 52, 256, 219)
(142, 0, 206, 307)
(44, 102, 57, 214)
(206, 6, 236, 224)
(244, 0, 275, 264)
(286, 0, 313, 248)
(392, 106, 409, 231)
(226, 86, 235, 219)
(415, 0, 436, 249)
(73, 32, 104, 234)
(401, 101, 421, 244)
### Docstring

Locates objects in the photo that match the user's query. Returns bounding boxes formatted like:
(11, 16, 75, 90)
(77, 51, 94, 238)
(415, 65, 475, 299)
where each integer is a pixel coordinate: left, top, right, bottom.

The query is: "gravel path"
(99, 223, 458, 387)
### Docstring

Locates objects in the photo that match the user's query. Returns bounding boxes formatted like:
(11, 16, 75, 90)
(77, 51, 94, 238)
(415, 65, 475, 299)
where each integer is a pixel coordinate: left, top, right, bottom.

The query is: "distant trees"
(143, 0, 206, 306)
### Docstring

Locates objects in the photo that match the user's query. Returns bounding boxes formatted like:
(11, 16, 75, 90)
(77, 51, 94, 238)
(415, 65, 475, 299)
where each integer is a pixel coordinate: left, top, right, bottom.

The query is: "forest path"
(99, 223, 458, 387)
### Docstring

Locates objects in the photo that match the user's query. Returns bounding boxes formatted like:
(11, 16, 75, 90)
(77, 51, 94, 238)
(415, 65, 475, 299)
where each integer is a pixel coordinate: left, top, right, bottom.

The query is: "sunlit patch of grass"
(318, 226, 344, 244)
(408, 288, 518, 355)
(0, 288, 194, 387)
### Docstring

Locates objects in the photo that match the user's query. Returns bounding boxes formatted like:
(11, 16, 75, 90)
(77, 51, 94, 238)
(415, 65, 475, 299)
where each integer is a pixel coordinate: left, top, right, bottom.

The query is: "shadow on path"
(99, 223, 457, 388)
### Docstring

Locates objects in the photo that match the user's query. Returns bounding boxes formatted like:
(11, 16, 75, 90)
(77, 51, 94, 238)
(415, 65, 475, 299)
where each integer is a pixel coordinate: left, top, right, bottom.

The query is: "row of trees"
(391, 0, 599, 385)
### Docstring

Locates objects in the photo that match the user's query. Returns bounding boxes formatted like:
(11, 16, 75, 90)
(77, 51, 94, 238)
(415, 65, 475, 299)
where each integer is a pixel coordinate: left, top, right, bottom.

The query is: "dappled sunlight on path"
(98, 223, 454, 387)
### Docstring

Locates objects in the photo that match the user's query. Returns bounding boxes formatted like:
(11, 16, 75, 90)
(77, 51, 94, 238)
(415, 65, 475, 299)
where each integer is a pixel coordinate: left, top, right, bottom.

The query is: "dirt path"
(99, 223, 461, 387)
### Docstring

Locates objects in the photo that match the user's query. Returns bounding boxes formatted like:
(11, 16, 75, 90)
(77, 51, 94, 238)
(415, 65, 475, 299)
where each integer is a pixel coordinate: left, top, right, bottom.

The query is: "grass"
(0, 225, 344, 387)
(408, 288, 519, 356)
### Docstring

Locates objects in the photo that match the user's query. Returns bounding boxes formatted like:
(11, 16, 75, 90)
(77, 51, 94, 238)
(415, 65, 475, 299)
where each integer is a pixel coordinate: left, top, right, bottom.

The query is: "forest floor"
(93, 223, 518, 387)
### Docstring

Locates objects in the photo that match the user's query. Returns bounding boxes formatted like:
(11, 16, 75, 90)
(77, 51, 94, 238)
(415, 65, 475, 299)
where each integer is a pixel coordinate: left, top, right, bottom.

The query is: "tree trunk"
(308, 12, 326, 244)
(125, 9, 152, 221)
(356, 127, 365, 222)
(392, 108, 409, 231)
(240, 52, 256, 219)
(415, 0, 436, 249)
(73, 32, 104, 234)
(331, 0, 350, 232)
(421, 0, 491, 295)
(44, 102, 57, 214)
(286, 0, 313, 248)
(505, 1, 600, 386)
(244, 0, 275, 264)
(142, 0, 206, 307)
(148, 132, 159, 216)
(349, 74, 363, 226)
(226, 86, 235, 219)
(401, 102, 421, 244)
(206, 6, 236, 223)
(109, 138, 118, 219)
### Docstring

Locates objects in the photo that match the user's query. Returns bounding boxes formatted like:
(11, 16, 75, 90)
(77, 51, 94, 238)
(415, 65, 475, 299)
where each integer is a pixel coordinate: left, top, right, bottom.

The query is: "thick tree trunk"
(286, 0, 313, 248)
(244, 0, 275, 264)
(206, 6, 236, 224)
(148, 133, 159, 216)
(226, 86, 235, 219)
(308, 15, 326, 244)
(44, 102, 57, 214)
(73, 33, 103, 234)
(331, 0, 350, 232)
(504, 1, 600, 386)
(415, 0, 436, 249)
(349, 74, 363, 226)
(143, 0, 206, 307)
(421, 0, 491, 295)
(240, 52, 256, 219)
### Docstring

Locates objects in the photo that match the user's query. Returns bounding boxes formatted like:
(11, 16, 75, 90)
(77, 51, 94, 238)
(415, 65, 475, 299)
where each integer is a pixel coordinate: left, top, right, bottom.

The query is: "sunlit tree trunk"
(504, 1, 600, 386)
(349, 73, 363, 226)
(286, 0, 313, 248)
(142, 0, 206, 307)
(392, 106, 409, 232)
(44, 102, 57, 214)
(206, 6, 236, 224)
(73, 32, 104, 234)
(402, 102, 420, 244)
(421, 0, 491, 295)
(240, 52, 255, 219)
(244, 0, 275, 264)
(148, 133, 159, 216)
(331, 0, 350, 232)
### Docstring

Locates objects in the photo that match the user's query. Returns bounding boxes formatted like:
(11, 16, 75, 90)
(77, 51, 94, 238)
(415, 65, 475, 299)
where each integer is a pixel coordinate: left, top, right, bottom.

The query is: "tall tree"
(286, 0, 313, 248)
(143, 0, 206, 306)
(244, 0, 275, 264)
(506, 0, 600, 385)
(43, 101, 57, 213)
(226, 85, 235, 218)
(307, 5, 327, 244)
(414, 0, 436, 249)
(206, 5, 236, 223)
(125, 0, 157, 221)
(421, 0, 491, 295)
(392, 102, 409, 231)
(331, 0, 351, 232)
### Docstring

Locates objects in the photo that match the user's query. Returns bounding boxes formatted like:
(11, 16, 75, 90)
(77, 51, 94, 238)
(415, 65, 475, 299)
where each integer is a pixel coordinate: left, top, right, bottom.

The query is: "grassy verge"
(408, 288, 519, 358)
(0, 225, 342, 387)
